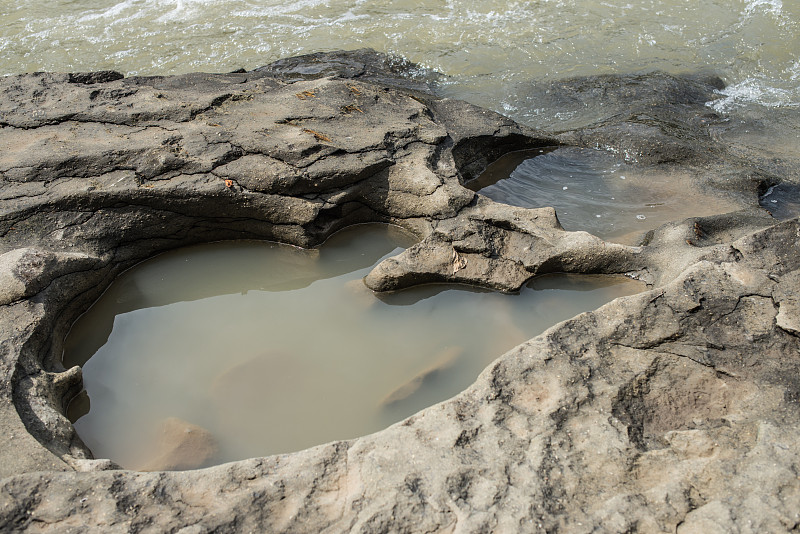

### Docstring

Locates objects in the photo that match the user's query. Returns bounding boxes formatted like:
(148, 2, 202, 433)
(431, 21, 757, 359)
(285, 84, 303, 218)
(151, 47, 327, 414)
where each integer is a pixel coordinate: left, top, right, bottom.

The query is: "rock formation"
(0, 49, 798, 532)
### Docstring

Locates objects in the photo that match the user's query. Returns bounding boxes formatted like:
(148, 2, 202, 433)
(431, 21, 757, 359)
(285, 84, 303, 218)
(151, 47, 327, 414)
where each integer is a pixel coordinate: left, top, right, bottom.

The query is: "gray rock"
(0, 50, 798, 532)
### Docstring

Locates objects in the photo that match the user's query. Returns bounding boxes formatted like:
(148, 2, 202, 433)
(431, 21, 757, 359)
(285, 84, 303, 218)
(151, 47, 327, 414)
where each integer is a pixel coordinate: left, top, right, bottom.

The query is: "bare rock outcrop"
(0, 50, 798, 532)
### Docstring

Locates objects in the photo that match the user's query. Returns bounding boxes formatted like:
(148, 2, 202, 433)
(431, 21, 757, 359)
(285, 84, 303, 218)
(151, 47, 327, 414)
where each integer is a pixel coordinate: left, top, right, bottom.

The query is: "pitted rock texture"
(0, 50, 798, 532)
(2, 221, 799, 533)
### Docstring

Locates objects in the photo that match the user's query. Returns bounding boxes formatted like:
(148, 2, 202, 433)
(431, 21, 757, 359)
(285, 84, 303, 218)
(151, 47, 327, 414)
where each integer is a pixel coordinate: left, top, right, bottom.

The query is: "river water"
(1, 0, 798, 126)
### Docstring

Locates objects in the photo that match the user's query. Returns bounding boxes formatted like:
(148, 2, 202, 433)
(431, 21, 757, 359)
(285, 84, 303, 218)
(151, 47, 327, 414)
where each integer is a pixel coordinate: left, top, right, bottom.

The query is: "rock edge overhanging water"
(0, 49, 798, 532)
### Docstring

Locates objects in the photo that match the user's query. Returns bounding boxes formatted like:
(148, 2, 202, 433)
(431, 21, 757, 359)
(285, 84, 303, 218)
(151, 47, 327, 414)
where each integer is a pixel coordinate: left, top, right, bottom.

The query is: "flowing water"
(63, 225, 642, 468)
(1, 1, 798, 120)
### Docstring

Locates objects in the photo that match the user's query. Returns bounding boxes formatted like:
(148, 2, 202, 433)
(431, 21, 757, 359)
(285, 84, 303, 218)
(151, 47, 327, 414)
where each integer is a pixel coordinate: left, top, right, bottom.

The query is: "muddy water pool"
(471, 147, 743, 245)
(63, 224, 642, 469)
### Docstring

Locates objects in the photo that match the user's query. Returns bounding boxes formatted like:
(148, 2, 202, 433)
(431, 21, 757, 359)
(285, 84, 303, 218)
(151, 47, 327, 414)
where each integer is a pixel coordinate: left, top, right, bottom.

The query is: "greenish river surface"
(2, 0, 798, 121)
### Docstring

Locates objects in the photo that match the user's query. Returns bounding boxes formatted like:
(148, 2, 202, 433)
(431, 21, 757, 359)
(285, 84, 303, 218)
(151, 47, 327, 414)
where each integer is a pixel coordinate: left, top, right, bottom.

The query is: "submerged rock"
(210, 351, 312, 410)
(136, 417, 218, 472)
(380, 346, 463, 408)
(0, 50, 798, 532)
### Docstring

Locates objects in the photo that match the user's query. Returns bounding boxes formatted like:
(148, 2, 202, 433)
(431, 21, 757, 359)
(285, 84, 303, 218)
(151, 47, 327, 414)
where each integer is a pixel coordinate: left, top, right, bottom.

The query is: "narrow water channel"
(63, 224, 642, 469)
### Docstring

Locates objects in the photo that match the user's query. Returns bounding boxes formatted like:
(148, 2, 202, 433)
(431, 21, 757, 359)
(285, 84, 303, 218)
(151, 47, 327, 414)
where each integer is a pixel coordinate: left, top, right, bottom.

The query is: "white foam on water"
(709, 77, 798, 113)
(158, 0, 249, 23)
(744, 0, 783, 17)
(330, 9, 370, 24)
(231, 0, 337, 19)
(77, 0, 144, 23)
(789, 59, 800, 81)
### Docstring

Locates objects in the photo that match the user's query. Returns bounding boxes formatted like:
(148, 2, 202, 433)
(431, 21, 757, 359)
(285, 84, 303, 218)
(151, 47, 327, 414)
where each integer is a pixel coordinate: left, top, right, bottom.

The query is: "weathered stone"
(0, 50, 798, 532)
(525, 71, 725, 162)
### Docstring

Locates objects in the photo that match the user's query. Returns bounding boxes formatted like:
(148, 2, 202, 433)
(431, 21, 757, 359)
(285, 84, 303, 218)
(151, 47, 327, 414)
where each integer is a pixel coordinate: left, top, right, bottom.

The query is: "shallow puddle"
(63, 224, 642, 470)
(471, 147, 741, 244)
(760, 183, 800, 220)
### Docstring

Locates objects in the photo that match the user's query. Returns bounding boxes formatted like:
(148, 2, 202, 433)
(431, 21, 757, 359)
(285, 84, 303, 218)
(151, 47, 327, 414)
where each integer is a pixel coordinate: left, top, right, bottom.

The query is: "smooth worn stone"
(0, 50, 798, 532)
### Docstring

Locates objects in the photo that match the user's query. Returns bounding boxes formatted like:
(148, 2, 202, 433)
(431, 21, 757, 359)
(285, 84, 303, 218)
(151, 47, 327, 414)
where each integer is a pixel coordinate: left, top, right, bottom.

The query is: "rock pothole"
(1, 50, 798, 532)
(61, 225, 643, 469)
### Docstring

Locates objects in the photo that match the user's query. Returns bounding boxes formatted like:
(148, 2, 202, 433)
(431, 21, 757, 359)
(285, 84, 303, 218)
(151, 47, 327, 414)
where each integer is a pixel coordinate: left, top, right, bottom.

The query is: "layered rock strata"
(0, 50, 797, 532)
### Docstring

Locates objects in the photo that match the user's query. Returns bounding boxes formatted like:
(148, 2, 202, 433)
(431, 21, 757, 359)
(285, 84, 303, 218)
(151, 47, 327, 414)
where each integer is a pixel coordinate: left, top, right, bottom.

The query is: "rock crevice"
(0, 49, 798, 532)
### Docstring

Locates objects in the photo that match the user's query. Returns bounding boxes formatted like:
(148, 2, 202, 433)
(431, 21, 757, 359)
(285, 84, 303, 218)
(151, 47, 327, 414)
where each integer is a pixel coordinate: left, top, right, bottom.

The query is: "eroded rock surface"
(0, 50, 798, 532)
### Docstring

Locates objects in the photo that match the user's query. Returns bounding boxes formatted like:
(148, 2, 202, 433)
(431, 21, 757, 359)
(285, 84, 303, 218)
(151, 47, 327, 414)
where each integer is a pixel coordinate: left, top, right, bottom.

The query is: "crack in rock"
(0, 49, 798, 533)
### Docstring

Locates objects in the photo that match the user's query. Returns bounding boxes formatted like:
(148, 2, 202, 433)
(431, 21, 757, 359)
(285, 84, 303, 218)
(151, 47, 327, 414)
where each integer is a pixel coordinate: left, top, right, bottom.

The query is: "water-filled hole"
(470, 147, 741, 245)
(63, 224, 642, 470)
(760, 183, 800, 220)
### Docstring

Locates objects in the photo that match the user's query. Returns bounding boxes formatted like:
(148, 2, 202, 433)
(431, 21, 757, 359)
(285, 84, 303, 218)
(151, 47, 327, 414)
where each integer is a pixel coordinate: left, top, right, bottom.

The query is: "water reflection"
(473, 147, 741, 244)
(760, 183, 800, 220)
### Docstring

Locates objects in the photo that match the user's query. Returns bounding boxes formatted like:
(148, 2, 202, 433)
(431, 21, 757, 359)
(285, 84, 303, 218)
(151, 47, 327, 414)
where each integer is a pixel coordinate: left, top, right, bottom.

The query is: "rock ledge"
(0, 50, 798, 532)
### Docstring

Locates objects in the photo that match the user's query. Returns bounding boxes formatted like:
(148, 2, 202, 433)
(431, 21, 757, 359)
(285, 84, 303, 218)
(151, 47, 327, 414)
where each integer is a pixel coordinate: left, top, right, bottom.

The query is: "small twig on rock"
(303, 128, 331, 143)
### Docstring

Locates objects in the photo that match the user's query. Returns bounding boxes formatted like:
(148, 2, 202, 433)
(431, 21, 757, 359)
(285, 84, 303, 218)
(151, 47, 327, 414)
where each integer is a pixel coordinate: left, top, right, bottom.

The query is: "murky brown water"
(9, 0, 794, 469)
(472, 147, 743, 244)
(63, 224, 642, 469)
